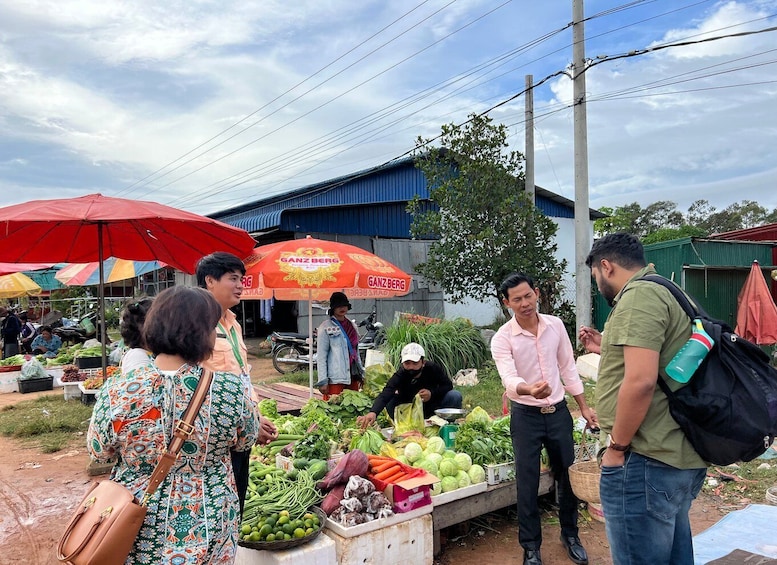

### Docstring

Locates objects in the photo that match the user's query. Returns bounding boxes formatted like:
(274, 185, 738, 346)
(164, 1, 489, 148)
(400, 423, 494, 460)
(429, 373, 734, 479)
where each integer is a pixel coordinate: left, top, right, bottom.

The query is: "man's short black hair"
(120, 297, 154, 349)
(143, 286, 222, 365)
(195, 252, 246, 288)
(585, 232, 647, 270)
(499, 272, 535, 300)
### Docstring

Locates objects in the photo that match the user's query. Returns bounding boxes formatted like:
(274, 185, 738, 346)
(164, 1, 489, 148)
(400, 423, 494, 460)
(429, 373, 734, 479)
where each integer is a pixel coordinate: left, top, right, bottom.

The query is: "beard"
(598, 278, 618, 307)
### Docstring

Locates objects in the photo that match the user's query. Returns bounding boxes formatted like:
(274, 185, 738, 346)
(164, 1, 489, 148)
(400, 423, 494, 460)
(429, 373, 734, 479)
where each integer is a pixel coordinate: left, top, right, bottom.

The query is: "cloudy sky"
(0, 0, 775, 217)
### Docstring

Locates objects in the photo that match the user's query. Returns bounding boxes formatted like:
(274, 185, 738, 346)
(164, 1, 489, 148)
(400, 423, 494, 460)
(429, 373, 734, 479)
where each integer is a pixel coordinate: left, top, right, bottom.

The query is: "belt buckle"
(540, 405, 556, 414)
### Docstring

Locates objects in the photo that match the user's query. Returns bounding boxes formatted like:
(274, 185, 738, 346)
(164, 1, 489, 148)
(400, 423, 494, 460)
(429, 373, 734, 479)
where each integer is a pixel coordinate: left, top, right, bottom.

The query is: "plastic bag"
(453, 368, 479, 386)
(20, 357, 49, 380)
(389, 395, 425, 435)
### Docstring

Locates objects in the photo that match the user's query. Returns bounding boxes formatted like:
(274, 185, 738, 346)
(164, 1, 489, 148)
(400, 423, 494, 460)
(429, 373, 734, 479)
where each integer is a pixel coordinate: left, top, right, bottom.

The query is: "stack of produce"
(81, 376, 104, 389)
(453, 407, 513, 466)
(239, 459, 324, 543)
(60, 364, 86, 382)
(394, 437, 486, 495)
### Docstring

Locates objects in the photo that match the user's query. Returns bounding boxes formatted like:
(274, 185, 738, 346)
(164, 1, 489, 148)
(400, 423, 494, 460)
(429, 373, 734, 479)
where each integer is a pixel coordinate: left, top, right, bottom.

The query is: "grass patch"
(0, 395, 93, 452)
(458, 361, 504, 416)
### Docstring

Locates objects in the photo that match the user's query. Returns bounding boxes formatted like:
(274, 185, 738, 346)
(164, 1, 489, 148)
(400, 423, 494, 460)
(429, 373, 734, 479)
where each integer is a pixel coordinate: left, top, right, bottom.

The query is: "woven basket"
(568, 433, 601, 503)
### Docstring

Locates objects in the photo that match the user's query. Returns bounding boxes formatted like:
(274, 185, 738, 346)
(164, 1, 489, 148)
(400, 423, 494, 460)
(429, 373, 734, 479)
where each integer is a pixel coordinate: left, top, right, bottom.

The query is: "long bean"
(242, 470, 322, 523)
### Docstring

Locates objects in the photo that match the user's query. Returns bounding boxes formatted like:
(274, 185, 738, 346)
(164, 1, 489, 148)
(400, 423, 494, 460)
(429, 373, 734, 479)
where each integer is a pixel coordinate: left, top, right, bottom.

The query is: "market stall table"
(431, 470, 554, 555)
(252, 382, 323, 414)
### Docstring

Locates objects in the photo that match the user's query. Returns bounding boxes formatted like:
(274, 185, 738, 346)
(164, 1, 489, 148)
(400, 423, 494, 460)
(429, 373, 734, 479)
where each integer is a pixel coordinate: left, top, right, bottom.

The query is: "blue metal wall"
(213, 157, 580, 236)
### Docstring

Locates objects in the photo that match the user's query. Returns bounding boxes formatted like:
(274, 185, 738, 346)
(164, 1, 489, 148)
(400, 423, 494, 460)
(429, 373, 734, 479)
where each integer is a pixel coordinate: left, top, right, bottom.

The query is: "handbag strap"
(141, 368, 213, 505)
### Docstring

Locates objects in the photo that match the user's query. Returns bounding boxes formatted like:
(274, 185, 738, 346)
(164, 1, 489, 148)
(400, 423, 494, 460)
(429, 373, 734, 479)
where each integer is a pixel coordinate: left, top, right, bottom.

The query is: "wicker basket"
(568, 433, 601, 503)
(569, 460, 601, 503)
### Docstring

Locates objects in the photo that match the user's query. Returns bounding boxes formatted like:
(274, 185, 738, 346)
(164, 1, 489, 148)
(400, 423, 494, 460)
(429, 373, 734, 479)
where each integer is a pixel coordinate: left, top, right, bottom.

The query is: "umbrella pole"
(308, 290, 314, 398)
(98, 224, 107, 376)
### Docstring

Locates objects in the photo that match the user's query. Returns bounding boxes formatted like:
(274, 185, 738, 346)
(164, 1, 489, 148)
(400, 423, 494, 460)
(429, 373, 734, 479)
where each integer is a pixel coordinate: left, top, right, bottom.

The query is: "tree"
(410, 113, 567, 319)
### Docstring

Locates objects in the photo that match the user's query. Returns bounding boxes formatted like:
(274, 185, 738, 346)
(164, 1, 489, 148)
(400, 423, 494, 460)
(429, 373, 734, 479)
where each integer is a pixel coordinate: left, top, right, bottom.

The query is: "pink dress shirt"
(491, 313, 584, 408)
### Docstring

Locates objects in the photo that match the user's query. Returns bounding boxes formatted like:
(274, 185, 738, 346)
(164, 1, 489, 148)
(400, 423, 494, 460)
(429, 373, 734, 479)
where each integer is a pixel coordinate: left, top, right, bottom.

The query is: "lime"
(283, 533, 292, 540)
(279, 510, 290, 517)
(241, 524, 251, 535)
(282, 523, 295, 535)
(305, 527, 314, 535)
(303, 512, 314, 521)
(293, 528, 306, 539)
(265, 533, 275, 542)
(265, 516, 277, 527)
(277, 515, 290, 525)
(259, 524, 273, 537)
(249, 531, 261, 542)
(304, 519, 313, 529)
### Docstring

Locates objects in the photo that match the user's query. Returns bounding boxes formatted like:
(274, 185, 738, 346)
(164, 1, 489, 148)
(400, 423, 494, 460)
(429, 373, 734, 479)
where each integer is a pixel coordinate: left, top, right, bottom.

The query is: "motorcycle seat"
(273, 332, 309, 340)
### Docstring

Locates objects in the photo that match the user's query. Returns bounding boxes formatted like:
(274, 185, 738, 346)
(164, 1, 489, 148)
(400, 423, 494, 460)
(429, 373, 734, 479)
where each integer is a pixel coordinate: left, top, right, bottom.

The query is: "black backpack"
(641, 274, 777, 465)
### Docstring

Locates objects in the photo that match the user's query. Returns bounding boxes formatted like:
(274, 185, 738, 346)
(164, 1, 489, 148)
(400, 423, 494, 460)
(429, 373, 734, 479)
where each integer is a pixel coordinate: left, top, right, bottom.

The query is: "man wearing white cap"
(357, 342, 462, 428)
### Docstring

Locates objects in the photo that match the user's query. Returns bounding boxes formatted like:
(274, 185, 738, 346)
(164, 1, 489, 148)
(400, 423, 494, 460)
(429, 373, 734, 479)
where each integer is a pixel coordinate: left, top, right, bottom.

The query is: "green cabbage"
(468, 464, 486, 484)
(404, 442, 423, 463)
(465, 406, 492, 425)
(416, 458, 439, 476)
(453, 452, 472, 472)
(426, 452, 443, 466)
(455, 470, 471, 488)
(443, 449, 456, 459)
(425, 436, 446, 455)
(438, 459, 459, 477)
(441, 476, 459, 493)
(431, 481, 443, 496)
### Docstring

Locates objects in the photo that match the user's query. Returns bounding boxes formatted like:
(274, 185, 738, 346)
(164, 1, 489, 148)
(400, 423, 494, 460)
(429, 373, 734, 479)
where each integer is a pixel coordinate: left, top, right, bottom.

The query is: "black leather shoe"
(523, 548, 543, 565)
(560, 535, 588, 565)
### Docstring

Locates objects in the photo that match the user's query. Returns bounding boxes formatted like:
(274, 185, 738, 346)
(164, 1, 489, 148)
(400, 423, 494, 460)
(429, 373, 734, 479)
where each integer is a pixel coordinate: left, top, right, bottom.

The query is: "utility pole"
(573, 0, 592, 335)
(525, 75, 535, 202)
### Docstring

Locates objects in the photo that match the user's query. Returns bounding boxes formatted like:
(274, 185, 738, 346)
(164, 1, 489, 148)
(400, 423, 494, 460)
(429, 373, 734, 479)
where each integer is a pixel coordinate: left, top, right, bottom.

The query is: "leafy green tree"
(642, 225, 707, 245)
(410, 113, 567, 319)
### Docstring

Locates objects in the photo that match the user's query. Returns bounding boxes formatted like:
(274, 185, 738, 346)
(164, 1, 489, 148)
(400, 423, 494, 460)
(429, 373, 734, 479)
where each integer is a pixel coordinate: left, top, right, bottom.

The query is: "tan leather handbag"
(57, 369, 213, 565)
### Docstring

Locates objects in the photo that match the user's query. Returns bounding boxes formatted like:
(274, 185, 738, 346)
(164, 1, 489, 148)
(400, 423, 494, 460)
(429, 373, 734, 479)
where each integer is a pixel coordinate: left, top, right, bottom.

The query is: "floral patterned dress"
(87, 364, 258, 565)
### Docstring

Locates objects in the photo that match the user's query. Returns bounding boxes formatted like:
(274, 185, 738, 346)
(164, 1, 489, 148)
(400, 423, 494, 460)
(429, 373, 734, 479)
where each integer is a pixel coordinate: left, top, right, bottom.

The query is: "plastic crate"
(485, 461, 515, 485)
(78, 382, 99, 405)
(76, 356, 102, 369)
(574, 441, 600, 463)
(18, 376, 54, 394)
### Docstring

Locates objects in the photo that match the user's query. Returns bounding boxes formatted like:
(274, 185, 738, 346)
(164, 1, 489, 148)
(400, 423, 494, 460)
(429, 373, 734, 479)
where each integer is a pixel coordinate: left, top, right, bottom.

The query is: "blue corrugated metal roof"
(211, 156, 601, 233)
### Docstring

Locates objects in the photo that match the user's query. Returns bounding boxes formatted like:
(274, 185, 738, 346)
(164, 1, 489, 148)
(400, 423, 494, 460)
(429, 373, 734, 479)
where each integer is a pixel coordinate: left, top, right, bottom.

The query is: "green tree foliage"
(595, 199, 777, 242)
(410, 113, 567, 319)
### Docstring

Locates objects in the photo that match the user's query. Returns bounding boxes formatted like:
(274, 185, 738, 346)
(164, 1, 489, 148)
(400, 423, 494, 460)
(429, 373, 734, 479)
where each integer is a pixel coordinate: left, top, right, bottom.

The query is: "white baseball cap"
(401, 342, 425, 363)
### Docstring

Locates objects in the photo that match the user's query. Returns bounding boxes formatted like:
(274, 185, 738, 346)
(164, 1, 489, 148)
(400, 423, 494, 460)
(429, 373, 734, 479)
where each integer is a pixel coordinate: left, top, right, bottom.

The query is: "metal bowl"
(435, 408, 467, 421)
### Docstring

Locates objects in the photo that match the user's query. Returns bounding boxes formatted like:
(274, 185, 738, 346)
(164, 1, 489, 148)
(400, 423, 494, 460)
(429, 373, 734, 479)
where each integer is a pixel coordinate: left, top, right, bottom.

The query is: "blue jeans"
(600, 451, 706, 565)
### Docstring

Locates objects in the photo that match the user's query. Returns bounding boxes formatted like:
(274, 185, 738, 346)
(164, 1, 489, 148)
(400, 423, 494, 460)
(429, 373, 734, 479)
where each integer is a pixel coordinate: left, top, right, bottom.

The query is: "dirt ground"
(0, 349, 727, 565)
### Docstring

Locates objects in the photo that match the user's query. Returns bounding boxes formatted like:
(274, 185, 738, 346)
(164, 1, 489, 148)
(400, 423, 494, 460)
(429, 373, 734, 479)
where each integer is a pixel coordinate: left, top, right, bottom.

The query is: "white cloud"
(0, 0, 774, 218)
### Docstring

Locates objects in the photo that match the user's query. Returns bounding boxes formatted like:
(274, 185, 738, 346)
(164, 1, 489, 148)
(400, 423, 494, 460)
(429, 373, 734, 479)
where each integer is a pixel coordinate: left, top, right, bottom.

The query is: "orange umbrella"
(241, 235, 413, 395)
(735, 260, 777, 345)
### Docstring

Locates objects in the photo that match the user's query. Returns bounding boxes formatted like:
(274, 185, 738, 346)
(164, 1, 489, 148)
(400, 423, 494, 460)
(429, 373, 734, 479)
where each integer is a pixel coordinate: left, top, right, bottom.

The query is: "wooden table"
(252, 382, 322, 414)
(431, 471, 554, 555)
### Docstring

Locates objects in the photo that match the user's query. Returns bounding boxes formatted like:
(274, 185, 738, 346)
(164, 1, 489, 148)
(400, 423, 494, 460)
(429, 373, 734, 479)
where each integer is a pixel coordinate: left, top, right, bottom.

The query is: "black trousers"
(510, 400, 579, 550)
(231, 448, 251, 514)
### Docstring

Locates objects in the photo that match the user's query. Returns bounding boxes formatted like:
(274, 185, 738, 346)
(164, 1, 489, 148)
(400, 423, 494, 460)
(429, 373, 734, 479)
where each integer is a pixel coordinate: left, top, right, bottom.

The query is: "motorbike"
(357, 306, 385, 364)
(51, 311, 99, 345)
(270, 307, 385, 374)
(271, 331, 317, 374)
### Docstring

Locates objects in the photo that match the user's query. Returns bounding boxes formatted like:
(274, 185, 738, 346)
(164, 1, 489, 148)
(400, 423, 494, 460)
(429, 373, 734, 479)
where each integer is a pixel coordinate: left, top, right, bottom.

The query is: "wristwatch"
(607, 435, 630, 451)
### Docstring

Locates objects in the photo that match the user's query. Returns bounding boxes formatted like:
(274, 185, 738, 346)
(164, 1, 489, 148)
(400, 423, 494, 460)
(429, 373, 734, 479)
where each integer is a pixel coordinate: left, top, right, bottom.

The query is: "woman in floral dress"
(87, 286, 259, 564)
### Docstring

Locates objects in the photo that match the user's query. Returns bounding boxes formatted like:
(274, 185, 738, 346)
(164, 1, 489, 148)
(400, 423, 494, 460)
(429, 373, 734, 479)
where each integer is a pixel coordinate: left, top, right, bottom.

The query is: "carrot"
(372, 461, 397, 473)
(374, 465, 401, 481)
(367, 455, 394, 464)
(382, 470, 407, 484)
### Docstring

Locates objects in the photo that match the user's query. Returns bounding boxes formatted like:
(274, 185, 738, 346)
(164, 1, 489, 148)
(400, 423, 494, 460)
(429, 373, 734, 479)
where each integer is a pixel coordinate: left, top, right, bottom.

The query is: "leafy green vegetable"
(258, 399, 279, 420)
(293, 433, 331, 461)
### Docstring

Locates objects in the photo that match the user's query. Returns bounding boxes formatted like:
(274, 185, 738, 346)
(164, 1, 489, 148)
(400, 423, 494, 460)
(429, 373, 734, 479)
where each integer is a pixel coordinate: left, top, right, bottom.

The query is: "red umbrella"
(241, 235, 413, 396)
(735, 260, 777, 345)
(0, 193, 256, 368)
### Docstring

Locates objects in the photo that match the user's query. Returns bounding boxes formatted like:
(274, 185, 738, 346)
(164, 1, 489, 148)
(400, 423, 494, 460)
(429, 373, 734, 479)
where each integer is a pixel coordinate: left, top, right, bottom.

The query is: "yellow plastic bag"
(389, 395, 425, 435)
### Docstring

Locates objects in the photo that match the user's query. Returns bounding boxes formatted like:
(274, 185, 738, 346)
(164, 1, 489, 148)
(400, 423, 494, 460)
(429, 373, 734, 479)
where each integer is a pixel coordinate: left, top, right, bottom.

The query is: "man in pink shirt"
(491, 272, 598, 565)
